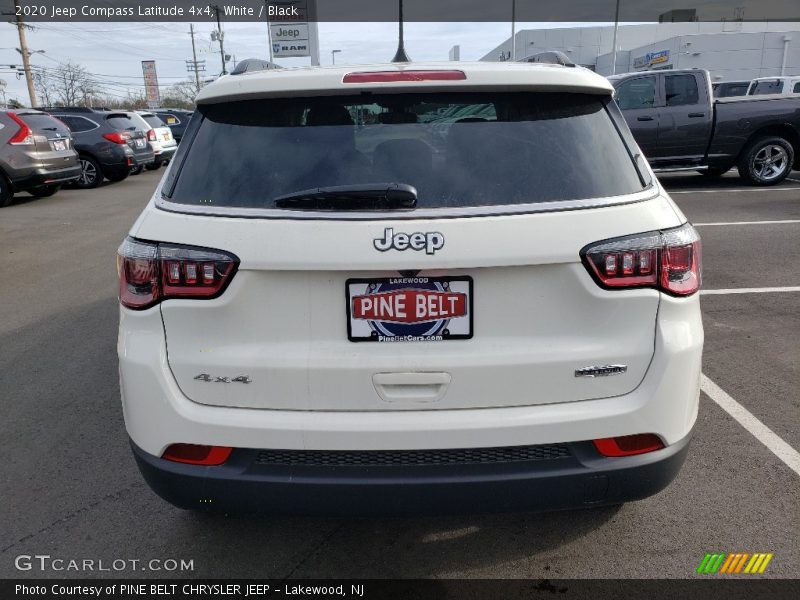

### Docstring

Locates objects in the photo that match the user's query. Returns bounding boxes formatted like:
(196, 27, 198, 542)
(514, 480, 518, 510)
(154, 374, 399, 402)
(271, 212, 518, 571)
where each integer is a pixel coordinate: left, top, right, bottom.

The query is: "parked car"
(43, 107, 154, 188)
(153, 109, 193, 143)
(0, 109, 80, 207)
(747, 76, 800, 96)
(118, 61, 703, 515)
(127, 111, 177, 173)
(609, 69, 800, 185)
(712, 80, 751, 98)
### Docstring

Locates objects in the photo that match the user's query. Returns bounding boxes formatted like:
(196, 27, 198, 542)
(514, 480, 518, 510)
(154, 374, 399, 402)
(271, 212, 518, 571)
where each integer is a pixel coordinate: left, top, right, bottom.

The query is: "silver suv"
(0, 109, 80, 207)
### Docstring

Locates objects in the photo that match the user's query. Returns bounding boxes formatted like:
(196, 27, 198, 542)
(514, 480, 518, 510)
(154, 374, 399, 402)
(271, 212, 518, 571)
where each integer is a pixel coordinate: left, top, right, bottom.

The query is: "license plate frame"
(345, 276, 473, 343)
(52, 139, 67, 151)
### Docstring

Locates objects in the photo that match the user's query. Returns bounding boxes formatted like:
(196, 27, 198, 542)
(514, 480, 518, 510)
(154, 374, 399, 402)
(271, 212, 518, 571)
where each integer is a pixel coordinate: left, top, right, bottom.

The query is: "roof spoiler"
(519, 51, 575, 67)
(231, 58, 280, 75)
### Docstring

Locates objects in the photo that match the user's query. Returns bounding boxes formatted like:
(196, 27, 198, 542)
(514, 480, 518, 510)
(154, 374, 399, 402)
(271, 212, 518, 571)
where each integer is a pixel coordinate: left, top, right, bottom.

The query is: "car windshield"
(167, 92, 648, 211)
(105, 115, 137, 131)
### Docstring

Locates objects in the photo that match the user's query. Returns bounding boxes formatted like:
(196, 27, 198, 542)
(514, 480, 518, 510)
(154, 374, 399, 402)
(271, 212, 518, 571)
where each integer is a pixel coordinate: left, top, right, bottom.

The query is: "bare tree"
(33, 61, 98, 107)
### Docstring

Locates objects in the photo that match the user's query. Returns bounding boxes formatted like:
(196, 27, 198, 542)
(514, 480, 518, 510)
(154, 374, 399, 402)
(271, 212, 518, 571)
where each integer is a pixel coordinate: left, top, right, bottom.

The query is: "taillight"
(343, 70, 466, 83)
(117, 238, 239, 310)
(162, 444, 233, 466)
(8, 113, 34, 145)
(103, 132, 130, 144)
(581, 224, 701, 296)
(147, 129, 156, 142)
(593, 434, 665, 457)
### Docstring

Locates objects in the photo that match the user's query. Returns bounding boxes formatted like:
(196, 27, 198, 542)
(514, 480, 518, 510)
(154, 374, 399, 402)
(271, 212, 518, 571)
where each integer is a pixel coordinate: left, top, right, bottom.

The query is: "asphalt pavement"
(1, 169, 797, 580)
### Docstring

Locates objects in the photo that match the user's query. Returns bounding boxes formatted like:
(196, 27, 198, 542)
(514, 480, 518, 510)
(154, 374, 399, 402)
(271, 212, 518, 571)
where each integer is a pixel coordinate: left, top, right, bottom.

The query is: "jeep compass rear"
(118, 62, 703, 514)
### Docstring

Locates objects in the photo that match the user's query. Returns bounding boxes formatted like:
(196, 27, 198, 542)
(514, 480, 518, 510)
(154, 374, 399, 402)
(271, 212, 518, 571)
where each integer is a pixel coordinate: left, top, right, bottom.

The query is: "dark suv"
(0, 109, 81, 207)
(43, 108, 155, 189)
(153, 109, 193, 143)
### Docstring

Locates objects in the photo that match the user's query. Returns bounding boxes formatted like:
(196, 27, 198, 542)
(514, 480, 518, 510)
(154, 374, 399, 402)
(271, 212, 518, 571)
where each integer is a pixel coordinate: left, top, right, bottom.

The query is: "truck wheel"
(698, 167, 729, 177)
(0, 174, 13, 208)
(737, 136, 794, 186)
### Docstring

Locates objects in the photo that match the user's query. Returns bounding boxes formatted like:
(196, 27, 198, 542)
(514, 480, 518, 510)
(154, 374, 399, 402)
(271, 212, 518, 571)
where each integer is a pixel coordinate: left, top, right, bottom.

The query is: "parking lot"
(1, 170, 798, 579)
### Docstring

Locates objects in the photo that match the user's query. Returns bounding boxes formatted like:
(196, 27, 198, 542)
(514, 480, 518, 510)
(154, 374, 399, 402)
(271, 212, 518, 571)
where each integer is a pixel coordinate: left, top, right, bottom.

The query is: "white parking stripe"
(669, 187, 800, 194)
(701, 287, 800, 295)
(701, 374, 800, 477)
(695, 220, 800, 227)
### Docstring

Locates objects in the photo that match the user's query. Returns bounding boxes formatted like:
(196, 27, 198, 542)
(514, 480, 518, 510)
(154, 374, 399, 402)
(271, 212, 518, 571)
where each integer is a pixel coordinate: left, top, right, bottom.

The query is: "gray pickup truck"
(609, 69, 800, 185)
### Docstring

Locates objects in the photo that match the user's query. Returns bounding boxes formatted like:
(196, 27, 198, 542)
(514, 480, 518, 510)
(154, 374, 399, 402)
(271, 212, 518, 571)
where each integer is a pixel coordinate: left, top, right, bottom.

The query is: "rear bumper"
(131, 431, 692, 515)
(10, 164, 81, 191)
(154, 146, 177, 161)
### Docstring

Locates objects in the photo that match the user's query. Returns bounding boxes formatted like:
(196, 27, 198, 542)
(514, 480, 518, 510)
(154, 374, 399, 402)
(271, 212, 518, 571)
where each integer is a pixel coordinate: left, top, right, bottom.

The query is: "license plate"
(135, 139, 146, 148)
(346, 276, 473, 342)
(163, 132, 171, 140)
(166, 117, 177, 124)
(52, 140, 66, 151)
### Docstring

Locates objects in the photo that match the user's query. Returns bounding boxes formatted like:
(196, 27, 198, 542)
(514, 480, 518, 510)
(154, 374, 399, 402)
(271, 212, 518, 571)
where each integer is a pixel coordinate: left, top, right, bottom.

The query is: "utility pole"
(186, 24, 204, 93)
(212, 6, 227, 76)
(611, 0, 621, 75)
(511, 0, 516, 61)
(14, 0, 37, 107)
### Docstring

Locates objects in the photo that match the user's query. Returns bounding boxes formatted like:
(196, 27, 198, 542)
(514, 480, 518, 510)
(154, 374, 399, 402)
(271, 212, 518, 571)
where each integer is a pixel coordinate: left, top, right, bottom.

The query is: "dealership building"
(481, 22, 800, 82)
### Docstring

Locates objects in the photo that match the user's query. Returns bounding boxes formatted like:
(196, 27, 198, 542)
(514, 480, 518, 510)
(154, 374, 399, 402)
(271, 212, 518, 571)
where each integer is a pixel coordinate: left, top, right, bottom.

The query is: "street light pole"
(511, 0, 516, 61)
(331, 49, 341, 65)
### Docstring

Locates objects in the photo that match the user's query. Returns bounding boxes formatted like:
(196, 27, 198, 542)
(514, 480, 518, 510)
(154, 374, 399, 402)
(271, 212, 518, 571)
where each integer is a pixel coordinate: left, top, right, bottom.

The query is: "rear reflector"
(593, 434, 665, 457)
(162, 444, 233, 466)
(581, 223, 701, 296)
(343, 70, 466, 84)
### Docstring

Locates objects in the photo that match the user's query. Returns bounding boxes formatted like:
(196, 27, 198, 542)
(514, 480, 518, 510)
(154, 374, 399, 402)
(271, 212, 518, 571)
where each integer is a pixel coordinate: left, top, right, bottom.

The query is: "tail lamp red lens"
(581, 224, 701, 296)
(593, 434, 665, 457)
(162, 444, 233, 466)
(147, 129, 157, 142)
(343, 70, 466, 84)
(7, 113, 35, 145)
(117, 238, 239, 310)
(103, 132, 130, 144)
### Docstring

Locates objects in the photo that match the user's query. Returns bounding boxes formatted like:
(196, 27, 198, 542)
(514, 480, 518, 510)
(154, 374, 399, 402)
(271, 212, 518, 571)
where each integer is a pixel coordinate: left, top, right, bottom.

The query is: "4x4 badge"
(374, 227, 444, 255)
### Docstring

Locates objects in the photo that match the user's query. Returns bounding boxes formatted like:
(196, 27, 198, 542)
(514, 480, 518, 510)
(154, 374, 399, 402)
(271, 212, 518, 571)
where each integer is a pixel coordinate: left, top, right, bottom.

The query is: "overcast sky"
(0, 21, 589, 106)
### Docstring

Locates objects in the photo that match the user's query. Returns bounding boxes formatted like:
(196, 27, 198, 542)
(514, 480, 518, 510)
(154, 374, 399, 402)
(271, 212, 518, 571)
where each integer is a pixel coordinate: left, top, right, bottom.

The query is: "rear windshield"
(105, 115, 136, 131)
(142, 115, 165, 128)
(167, 92, 647, 211)
(18, 113, 71, 136)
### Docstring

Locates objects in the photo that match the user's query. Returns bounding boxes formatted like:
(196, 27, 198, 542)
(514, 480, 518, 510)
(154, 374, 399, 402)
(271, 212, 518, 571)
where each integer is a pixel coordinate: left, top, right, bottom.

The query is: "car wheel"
(130, 165, 144, 176)
(0, 174, 13, 208)
(698, 167, 729, 177)
(106, 171, 130, 183)
(737, 136, 794, 186)
(28, 184, 61, 198)
(74, 156, 103, 189)
(145, 162, 162, 171)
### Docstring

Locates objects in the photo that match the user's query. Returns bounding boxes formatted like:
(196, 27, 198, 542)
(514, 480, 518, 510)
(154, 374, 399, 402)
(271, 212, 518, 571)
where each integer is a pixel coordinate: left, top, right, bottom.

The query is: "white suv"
(117, 62, 703, 514)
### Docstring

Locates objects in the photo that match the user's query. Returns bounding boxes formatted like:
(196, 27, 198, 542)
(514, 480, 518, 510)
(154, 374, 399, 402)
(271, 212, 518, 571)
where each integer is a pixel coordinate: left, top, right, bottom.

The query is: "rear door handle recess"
(688, 112, 705, 118)
(637, 116, 654, 121)
(372, 372, 451, 404)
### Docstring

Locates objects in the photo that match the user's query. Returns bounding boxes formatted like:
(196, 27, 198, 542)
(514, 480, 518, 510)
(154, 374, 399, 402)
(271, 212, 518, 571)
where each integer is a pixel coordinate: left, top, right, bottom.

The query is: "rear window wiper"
(274, 183, 417, 211)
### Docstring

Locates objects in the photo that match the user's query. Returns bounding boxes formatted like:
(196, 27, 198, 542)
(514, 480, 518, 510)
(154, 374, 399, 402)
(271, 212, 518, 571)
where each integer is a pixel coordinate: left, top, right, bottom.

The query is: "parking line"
(669, 187, 800, 194)
(701, 287, 800, 295)
(700, 374, 800, 477)
(694, 220, 800, 227)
